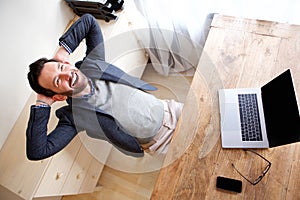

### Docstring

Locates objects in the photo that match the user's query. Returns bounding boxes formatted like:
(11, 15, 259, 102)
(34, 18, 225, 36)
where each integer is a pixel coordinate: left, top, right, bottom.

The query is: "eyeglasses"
(232, 149, 271, 185)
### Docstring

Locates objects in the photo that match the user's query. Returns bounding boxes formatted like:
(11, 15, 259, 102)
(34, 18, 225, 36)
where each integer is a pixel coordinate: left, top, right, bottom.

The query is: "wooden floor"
(62, 166, 160, 200)
(151, 14, 300, 200)
(62, 64, 193, 200)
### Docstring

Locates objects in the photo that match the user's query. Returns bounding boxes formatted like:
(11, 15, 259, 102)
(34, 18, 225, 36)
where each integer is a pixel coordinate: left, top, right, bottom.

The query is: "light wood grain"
(152, 14, 300, 200)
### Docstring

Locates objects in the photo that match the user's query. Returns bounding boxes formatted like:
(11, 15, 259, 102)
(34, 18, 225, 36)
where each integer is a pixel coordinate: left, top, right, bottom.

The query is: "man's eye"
(56, 79, 60, 87)
(60, 64, 64, 71)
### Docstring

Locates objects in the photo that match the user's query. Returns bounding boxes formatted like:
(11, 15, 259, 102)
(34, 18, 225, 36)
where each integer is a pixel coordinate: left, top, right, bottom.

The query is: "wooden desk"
(152, 14, 300, 199)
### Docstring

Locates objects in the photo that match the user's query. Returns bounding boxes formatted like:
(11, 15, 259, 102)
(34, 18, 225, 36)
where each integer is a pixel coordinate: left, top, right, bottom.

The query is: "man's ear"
(52, 94, 68, 101)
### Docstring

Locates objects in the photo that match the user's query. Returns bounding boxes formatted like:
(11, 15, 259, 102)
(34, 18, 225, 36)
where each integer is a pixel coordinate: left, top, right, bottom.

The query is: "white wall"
(0, 0, 74, 149)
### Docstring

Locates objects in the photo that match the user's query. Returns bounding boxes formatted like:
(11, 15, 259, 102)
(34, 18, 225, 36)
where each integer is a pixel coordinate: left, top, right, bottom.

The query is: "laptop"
(218, 69, 300, 148)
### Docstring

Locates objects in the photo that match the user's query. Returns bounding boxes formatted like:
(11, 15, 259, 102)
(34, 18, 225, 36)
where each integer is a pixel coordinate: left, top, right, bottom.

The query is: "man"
(26, 14, 183, 160)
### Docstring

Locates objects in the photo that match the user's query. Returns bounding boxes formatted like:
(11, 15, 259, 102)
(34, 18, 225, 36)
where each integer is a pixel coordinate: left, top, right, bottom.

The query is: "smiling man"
(32, 59, 89, 98)
(26, 14, 183, 160)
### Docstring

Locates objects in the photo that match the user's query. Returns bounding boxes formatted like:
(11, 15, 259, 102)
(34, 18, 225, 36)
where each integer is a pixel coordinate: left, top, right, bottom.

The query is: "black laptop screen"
(261, 69, 300, 147)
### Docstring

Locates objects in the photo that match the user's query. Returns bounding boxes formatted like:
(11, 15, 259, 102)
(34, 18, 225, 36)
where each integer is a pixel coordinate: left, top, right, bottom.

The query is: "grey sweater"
(87, 80, 164, 143)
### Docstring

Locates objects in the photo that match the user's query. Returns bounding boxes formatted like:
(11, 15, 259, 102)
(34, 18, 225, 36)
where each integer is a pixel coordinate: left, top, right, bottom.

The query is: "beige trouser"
(141, 99, 183, 155)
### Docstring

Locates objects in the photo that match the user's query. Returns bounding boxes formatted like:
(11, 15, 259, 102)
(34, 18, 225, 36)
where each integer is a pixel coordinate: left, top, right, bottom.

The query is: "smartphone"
(216, 176, 242, 193)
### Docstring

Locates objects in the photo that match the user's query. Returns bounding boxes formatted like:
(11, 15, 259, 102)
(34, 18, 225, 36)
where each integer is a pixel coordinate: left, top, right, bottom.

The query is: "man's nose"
(59, 71, 72, 80)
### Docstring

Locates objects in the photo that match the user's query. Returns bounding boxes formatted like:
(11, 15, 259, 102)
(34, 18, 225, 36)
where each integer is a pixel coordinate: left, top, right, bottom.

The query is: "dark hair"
(27, 58, 58, 97)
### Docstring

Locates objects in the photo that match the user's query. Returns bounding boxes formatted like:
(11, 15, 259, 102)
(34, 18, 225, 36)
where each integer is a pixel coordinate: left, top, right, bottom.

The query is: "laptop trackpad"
(221, 102, 240, 132)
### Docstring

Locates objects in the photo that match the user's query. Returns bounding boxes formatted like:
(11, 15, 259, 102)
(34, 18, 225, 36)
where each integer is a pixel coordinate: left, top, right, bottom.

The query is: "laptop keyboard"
(238, 94, 263, 141)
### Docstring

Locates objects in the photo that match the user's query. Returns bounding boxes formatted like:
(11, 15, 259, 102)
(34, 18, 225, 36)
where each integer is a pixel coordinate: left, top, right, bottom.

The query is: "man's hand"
(36, 94, 56, 106)
(53, 46, 70, 63)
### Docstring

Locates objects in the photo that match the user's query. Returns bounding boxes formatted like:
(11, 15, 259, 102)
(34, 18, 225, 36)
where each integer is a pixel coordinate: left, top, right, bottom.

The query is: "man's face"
(38, 61, 88, 97)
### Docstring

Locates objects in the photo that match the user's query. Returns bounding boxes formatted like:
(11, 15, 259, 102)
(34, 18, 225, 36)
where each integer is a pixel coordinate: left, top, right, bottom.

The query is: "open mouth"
(71, 72, 78, 87)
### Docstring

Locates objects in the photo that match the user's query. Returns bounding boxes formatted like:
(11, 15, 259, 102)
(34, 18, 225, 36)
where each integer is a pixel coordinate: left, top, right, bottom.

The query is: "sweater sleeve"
(58, 14, 105, 61)
(26, 106, 78, 160)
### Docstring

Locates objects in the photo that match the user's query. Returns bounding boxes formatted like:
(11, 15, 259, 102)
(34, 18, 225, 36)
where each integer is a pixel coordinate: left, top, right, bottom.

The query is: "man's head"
(27, 58, 89, 100)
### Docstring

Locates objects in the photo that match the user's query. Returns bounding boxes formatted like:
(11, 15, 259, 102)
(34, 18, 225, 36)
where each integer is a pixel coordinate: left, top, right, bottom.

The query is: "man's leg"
(146, 100, 184, 155)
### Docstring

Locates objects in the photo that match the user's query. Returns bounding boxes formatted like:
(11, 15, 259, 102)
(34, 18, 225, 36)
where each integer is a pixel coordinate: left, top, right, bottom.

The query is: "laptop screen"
(261, 69, 300, 147)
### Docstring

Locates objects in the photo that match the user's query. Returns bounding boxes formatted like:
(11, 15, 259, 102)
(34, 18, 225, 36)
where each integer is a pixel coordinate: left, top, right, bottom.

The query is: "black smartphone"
(216, 176, 242, 193)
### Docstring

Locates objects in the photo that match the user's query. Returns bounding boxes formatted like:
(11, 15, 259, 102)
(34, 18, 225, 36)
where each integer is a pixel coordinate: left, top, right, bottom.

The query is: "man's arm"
(25, 15, 105, 160)
(26, 105, 78, 160)
(58, 14, 105, 61)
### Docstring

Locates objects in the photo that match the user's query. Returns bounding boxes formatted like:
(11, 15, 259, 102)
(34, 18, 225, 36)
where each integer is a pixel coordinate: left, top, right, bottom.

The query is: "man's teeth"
(72, 74, 78, 86)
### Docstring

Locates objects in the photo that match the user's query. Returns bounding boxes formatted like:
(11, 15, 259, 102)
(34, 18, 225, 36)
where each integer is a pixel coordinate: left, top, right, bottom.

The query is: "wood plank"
(211, 14, 300, 38)
(286, 144, 300, 199)
(142, 64, 193, 103)
(78, 156, 104, 194)
(63, 165, 160, 200)
(97, 166, 159, 200)
(34, 137, 82, 197)
(59, 142, 93, 195)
